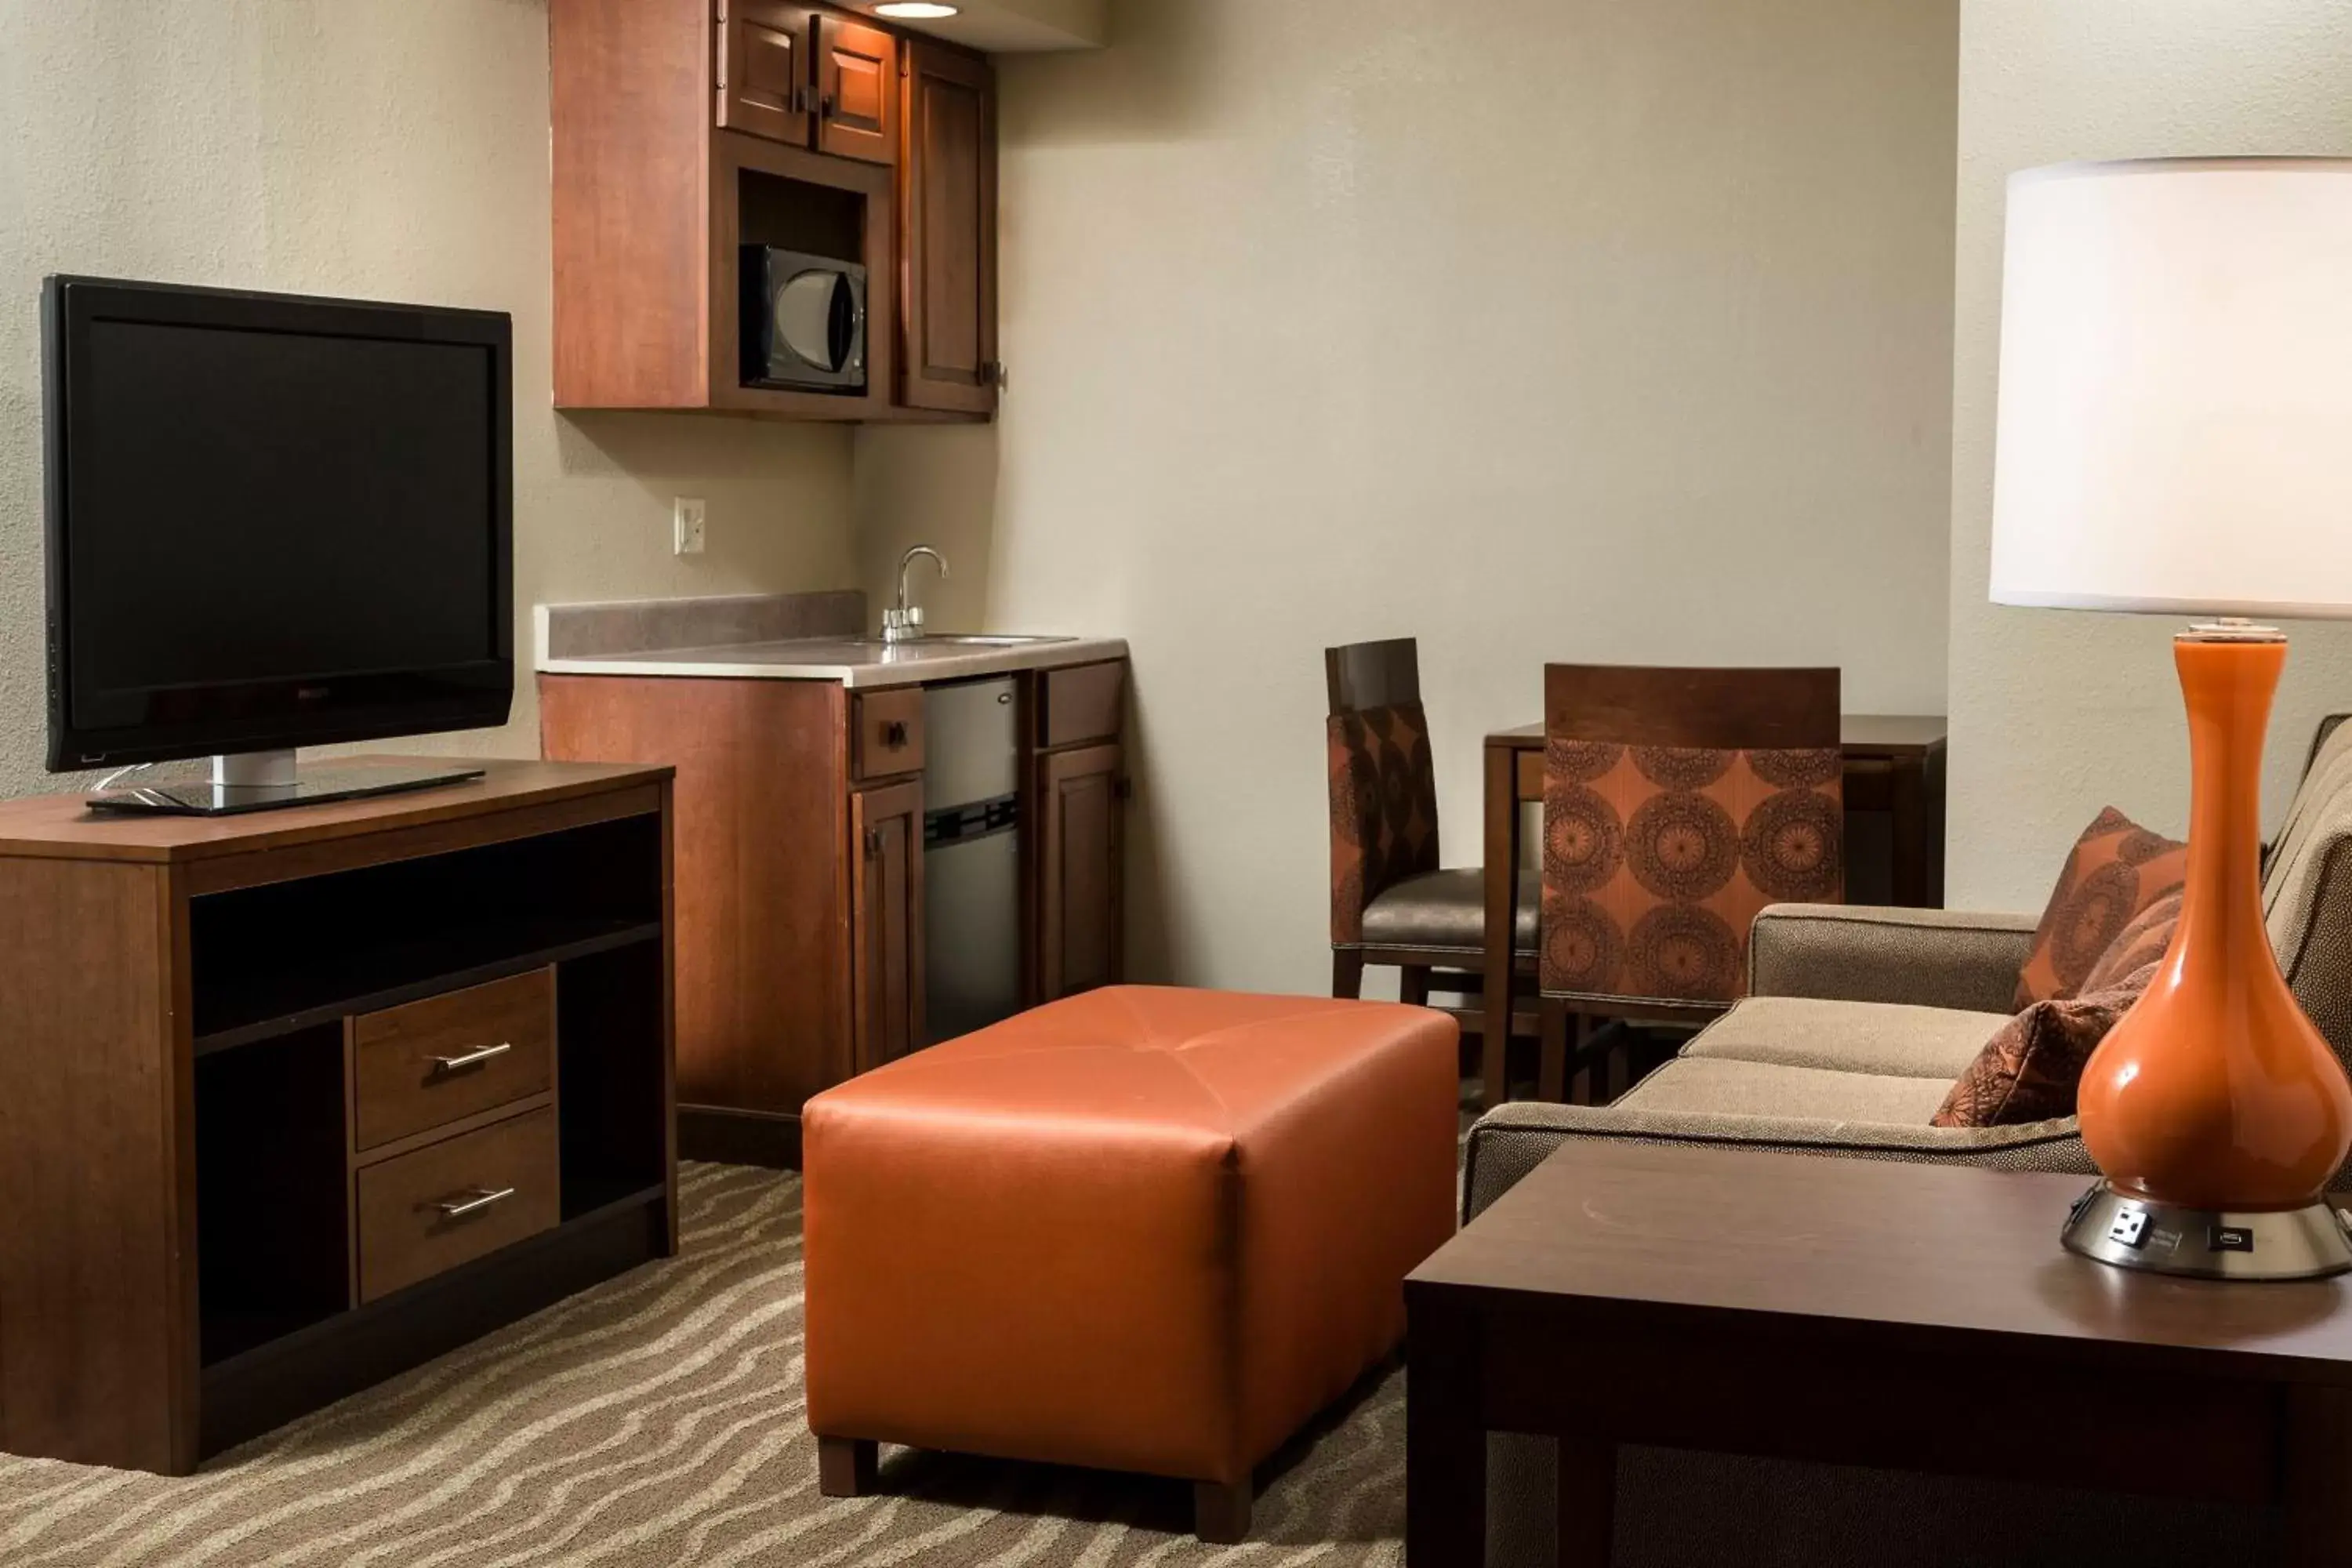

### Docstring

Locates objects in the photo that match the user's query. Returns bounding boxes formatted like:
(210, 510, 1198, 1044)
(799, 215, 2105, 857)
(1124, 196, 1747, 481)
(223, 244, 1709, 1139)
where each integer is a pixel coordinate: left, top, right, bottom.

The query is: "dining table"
(1476, 713, 1948, 1109)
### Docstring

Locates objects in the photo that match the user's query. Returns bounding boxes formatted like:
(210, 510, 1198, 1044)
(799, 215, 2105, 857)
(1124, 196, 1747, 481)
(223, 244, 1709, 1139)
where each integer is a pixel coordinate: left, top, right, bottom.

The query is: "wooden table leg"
(2285, 1384, 2352, 1567)
(1482, 741, 1519, 1110)
(1889, 754, 1926, 909)
(1557, 1430, 1617, 1567)
(1407, 1289, 1486, 1567)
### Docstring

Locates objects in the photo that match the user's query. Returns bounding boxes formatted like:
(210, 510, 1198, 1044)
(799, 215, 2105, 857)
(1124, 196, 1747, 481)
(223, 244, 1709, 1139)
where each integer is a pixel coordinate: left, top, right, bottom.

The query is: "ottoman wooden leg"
(1195, 1479, 1252, 1544)
(817, 1436, 878, 1497)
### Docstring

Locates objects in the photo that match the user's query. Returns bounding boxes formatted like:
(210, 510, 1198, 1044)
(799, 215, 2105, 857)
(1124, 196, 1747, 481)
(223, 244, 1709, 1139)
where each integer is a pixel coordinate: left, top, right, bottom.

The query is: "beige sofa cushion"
(1681, 995, 2011, 1081)
(1620, 1056, 1958, 1126)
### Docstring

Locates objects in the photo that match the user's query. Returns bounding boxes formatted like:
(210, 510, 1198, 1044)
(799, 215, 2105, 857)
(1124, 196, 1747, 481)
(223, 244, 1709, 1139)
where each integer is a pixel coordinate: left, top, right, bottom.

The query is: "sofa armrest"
(1748, 905, 2039, 1014)
(1461, 1101, 2091, 1222)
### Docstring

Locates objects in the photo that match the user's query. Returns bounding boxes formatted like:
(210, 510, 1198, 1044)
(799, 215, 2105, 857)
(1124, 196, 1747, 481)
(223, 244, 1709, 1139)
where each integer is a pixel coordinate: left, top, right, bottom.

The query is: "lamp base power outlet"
(2060, 1180, 2352, 1280)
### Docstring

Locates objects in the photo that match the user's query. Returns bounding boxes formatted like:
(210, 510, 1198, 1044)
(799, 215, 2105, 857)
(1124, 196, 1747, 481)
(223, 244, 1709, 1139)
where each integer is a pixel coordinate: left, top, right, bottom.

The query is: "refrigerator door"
(925, 811, 1022, 1043)
(923, 677, 1024, 1044)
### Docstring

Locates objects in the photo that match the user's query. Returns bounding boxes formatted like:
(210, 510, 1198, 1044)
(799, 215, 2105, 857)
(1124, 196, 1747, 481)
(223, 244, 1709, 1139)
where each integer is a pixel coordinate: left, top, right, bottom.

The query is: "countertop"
(536, 633, 1131, 690)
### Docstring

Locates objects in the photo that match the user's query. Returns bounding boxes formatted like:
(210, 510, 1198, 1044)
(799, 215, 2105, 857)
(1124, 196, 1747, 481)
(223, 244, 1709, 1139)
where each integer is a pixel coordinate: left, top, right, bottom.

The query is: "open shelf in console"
(557, 938, 670, 1220)
(189, 813, 663, 1053)
(197, 1023, 351, 1365)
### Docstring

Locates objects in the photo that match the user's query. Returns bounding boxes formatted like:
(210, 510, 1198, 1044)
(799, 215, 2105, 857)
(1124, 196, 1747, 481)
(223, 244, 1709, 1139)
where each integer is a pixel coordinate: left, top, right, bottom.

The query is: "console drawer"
(353, 968, 555, 1150)
(357, 1106, 560, 1304)
(853, 688, 926, 780)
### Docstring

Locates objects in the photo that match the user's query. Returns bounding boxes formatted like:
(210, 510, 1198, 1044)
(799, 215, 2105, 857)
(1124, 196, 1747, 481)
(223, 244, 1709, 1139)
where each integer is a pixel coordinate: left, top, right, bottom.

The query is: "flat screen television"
(42, 276, 513, 815)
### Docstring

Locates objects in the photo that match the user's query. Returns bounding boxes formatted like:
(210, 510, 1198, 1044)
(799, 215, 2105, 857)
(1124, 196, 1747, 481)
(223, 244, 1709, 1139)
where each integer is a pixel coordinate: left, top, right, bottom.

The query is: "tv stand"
(0, 760, 676, 1473)
(86, 750, 487, 817)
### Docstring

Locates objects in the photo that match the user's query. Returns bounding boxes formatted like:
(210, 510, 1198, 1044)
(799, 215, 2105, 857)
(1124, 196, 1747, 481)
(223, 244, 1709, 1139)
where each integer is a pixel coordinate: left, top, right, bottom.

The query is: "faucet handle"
(906, 605, 924, 629)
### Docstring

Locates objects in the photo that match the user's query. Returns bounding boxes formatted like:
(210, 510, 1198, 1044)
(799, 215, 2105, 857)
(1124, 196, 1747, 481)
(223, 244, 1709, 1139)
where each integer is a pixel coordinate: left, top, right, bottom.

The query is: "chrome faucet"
(882, 545, 948, 644)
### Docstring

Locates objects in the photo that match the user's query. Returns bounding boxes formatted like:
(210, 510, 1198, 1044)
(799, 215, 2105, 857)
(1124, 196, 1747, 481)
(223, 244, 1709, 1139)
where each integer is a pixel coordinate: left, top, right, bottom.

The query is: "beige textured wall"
(0, 0, 856, 799)
(1946, 2, 2352, 909)
(858, 0, 1961, 993)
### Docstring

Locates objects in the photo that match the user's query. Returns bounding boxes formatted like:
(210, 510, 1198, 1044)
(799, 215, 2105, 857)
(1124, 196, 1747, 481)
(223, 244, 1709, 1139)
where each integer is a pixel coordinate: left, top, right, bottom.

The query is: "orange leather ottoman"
(802, 985, 1457, 1541)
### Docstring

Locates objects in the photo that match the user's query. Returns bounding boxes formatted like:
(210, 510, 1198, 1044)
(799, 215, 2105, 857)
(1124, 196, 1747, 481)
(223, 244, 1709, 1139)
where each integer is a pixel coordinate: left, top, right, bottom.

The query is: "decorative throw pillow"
(2013, 806, 2187, 1010)
(1934, 887, 2181, 1128)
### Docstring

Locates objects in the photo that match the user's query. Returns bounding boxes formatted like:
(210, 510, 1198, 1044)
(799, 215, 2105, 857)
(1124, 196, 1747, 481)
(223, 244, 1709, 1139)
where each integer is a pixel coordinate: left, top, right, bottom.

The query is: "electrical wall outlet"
(673, 498, 706, 556)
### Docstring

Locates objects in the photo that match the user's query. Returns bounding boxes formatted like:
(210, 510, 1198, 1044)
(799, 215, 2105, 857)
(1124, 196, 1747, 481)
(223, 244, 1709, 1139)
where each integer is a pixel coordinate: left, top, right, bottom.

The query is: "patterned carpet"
(0, 1163, 1406, 1568)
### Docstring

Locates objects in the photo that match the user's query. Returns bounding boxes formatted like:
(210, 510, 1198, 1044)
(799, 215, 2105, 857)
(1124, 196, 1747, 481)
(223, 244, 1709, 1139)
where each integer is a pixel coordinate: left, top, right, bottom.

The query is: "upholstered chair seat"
(1359, 869, 1538, 956)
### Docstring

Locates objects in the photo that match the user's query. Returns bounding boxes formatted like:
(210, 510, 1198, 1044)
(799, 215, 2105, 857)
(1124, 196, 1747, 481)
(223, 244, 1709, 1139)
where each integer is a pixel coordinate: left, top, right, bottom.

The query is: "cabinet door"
(851, 779, 924, 1073)
(717, 0, 814, 146)
(898, 41, 998, 415)
(813, 13, 897, 165)
(1036, 744, 1123, 1001)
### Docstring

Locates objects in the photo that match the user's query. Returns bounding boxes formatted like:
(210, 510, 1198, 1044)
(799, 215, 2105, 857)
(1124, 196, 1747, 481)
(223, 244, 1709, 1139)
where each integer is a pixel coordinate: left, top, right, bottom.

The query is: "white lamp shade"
(1991, 158, 2352, 620)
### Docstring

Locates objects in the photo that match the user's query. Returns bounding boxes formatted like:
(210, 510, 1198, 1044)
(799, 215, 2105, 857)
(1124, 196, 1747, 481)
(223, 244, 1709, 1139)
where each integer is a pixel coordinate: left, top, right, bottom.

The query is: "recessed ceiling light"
(875, 2, 960, 16)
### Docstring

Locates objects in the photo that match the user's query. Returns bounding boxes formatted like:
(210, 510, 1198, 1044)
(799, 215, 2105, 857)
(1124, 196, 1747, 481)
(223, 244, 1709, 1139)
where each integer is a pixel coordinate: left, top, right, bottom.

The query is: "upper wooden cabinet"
(815, 14, 898, 164)
(550, 0, 994, 423)
(717, 3, 898, 169)
(717, 1, 815, 146)
(899, 41, 999, 415)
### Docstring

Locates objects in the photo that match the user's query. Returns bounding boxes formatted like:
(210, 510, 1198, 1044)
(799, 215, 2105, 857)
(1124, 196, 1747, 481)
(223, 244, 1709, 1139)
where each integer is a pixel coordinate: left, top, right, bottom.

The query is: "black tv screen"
(43, 277, 513, 771)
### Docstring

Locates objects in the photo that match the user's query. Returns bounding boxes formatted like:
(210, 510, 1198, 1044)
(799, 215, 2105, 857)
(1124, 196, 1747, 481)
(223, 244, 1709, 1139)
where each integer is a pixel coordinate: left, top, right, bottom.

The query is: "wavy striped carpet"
(0, 1163, 1406, 1567)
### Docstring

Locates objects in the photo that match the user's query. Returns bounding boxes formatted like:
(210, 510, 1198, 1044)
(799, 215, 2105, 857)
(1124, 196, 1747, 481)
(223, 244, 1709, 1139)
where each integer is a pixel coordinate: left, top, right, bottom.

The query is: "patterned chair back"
(1541, 664, 1843, 1008)
(1325, 639, 1441, 946)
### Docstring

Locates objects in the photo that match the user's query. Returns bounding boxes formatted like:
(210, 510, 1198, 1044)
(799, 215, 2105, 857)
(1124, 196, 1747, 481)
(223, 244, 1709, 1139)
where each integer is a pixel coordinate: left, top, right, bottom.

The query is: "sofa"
(1461, 713, 2352, 1566)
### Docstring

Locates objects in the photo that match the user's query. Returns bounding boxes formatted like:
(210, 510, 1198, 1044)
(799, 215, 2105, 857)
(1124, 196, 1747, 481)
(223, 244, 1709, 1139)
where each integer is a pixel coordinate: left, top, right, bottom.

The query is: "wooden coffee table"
(1406, 1142, 2352, 1566)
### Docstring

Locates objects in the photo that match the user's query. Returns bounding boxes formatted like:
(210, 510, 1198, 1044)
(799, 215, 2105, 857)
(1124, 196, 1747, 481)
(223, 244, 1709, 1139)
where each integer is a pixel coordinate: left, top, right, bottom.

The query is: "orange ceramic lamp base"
(2060, 630, 2352, 1279)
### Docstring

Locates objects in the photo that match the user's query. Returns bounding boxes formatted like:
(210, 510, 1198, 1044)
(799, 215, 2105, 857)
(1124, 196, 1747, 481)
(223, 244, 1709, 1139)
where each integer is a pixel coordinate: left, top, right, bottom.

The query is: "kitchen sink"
(920, 634, 1076, 648)
(830, 634, 1076, 649)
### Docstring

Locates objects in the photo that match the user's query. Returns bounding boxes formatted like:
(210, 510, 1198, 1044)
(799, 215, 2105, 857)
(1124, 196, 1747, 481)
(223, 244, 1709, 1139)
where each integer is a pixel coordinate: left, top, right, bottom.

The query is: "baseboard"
(679, 1104, 804, 1169)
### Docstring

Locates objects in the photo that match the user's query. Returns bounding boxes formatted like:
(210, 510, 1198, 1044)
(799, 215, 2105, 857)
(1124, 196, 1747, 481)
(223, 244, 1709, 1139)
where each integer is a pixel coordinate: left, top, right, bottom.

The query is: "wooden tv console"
(0, 760, 676, 1474)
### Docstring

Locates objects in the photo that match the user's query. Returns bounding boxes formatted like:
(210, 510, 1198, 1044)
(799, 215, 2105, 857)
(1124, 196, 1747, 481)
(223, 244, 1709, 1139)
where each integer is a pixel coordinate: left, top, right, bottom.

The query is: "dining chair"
(1537, 662, 1844, 1102)
(1325, 637, 1537, 1027)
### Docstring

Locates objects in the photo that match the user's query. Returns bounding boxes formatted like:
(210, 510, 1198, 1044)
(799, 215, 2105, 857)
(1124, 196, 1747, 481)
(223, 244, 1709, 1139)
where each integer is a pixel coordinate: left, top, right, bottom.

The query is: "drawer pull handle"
(435, 1186, 517, 1220)
(882, 720, 909, 748)
(430, 1042, 514, 1075)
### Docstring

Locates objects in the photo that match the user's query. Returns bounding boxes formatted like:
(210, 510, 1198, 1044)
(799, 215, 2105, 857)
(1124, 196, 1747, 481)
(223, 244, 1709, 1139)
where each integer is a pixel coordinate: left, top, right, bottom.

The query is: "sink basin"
(920, 634, 1076, 648)
(829, 634, 1076, 649)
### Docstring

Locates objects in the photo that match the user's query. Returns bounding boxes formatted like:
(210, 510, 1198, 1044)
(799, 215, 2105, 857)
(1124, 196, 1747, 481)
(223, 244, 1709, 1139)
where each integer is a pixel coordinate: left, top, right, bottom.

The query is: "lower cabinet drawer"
(357, 1106, 560, 1305)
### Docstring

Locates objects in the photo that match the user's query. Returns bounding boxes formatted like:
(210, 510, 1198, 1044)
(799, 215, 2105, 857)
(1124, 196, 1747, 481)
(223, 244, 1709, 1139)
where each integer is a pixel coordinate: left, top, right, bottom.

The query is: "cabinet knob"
(980, 360, 1009, 391)
(883, 720, 909, 748)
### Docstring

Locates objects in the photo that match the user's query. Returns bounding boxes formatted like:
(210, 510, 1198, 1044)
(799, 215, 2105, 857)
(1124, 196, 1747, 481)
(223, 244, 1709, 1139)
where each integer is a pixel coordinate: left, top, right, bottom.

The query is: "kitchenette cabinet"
(550, 0, 997, 422)
(539, 648, 1126, 1167)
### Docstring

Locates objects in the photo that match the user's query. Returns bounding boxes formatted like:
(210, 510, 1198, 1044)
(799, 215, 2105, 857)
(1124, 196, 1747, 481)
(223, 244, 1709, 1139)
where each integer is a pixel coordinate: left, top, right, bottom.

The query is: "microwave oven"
(739, 246, 866, 393)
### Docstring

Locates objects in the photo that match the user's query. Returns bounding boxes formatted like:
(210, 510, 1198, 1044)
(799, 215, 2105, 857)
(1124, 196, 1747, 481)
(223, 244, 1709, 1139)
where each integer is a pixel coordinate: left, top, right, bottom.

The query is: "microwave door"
(775, 270, 846, 373)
